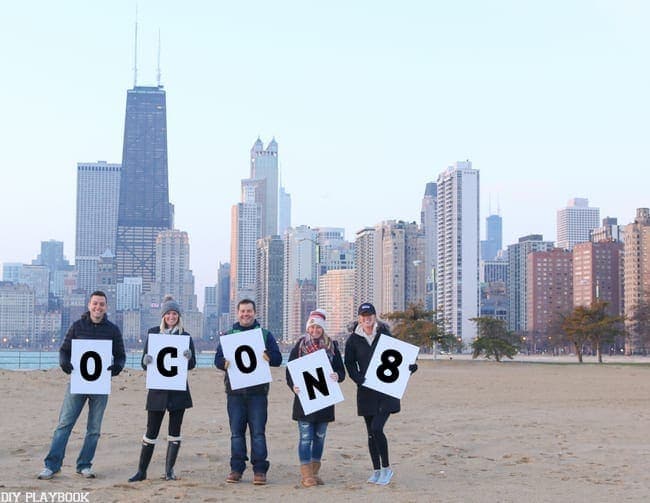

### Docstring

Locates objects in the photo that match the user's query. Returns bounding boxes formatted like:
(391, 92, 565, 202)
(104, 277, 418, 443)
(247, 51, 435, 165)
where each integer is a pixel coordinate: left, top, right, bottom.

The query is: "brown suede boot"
(311, 461, 324, 485)
(300, 463, 317, 487)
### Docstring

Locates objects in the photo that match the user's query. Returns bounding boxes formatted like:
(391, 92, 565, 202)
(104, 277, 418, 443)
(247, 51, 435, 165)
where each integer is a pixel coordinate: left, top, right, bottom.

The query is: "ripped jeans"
(297, 420, 328, 464)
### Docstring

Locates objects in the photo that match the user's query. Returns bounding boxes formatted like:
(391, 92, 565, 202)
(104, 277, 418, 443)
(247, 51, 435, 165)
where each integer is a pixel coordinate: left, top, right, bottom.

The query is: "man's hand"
(60, 362, 73, 375)
(408, 363, 418, 374)
(223, 359, 230, 370)
(262, 351, 270, 362)
(183, 349, 192, 360)
(143, 354, 153, 366)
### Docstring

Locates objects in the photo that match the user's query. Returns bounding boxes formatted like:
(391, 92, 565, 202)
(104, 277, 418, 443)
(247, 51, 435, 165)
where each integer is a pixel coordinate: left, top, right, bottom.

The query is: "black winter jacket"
(344, 321, 401, 416)
(214, 320, 283, 395)
(285, 340, 346, 423)
(59, 312, 125, 374)
(141, 327, 196, 411)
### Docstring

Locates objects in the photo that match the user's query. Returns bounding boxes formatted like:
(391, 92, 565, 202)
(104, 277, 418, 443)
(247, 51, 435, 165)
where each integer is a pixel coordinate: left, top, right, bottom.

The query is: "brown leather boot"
(311, 461, 324, 485)
(300, 463, 317, 487)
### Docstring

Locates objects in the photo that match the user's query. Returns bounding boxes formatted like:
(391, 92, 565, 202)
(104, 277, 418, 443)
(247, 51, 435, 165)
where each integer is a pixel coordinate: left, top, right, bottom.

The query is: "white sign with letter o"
(220, 328, 272, 390)
(71, 339, 112, 395)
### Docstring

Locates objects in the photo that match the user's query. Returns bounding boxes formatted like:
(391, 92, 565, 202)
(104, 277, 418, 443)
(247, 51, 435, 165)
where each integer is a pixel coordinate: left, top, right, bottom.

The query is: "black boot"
(128, 441, 155, 482)
(164, 440, 181, 481)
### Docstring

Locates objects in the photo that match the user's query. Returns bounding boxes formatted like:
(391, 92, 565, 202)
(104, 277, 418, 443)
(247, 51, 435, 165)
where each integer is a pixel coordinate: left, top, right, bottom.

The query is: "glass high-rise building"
(481, 214, 503, 260)
(115, 86, 173, 292)
(75, 161, 121, 295)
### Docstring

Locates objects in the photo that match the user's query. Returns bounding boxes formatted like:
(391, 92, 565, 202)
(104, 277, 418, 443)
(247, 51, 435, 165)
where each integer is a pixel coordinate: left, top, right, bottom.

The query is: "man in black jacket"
(38, 290, 125, 480)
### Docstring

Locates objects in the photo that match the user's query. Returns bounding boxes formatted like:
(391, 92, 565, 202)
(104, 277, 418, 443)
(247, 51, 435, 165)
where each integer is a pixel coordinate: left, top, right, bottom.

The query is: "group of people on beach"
(37, 290, 417, 487)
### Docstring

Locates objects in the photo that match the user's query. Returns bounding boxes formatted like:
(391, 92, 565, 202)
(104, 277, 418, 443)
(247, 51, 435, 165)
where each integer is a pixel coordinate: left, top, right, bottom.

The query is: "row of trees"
(383, 300, 641, 363)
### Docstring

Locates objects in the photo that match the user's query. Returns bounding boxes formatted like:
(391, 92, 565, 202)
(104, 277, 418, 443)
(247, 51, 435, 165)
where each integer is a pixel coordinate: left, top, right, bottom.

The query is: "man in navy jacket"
(215, 298, 282, 485)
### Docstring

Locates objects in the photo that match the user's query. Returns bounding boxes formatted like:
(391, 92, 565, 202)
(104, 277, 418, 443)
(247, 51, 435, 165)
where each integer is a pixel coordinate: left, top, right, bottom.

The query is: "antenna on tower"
(488, 193, 492, 215)
(156, 29, 162, 86)
(133, 5, 139, 87)
(497, 194, 501, 215)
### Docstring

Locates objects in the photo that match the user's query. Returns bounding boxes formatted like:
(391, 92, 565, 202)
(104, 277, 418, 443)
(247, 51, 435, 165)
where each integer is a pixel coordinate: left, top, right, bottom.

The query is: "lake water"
(0, 351, 289, 370)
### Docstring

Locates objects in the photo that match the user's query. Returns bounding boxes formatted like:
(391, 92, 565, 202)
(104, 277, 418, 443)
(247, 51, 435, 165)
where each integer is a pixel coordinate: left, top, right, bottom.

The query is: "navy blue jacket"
(59, 312, 125, 374)
(214, 320, 282, 395)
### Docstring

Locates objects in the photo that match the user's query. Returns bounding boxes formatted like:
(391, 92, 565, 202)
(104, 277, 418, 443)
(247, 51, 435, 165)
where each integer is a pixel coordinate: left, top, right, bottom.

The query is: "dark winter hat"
(161, 295, 182, 317)
(357, 302, 376, 315)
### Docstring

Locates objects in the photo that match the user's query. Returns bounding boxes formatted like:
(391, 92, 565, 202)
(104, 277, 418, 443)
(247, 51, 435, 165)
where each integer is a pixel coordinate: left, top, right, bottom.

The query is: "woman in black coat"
(286, 309, 345, 487)
(344, 302, 416, 486)
(128, 296, 196, 482)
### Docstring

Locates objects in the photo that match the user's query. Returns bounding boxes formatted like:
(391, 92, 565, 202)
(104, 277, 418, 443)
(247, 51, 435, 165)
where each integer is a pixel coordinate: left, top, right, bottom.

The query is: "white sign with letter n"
(287, 349, 344, 415)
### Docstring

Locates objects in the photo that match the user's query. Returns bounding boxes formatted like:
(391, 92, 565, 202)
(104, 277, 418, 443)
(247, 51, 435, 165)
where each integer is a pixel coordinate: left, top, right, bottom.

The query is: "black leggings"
(363, 412, 391, 469)
(145, 409, 185, 440)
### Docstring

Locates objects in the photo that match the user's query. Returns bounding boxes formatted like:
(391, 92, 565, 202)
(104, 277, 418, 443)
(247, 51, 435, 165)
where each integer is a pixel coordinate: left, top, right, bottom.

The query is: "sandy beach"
(1, 358, 648, 503)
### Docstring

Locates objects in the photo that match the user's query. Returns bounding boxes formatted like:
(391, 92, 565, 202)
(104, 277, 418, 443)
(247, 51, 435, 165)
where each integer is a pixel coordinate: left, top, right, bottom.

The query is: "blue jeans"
(227, 393, 269, 474)
(44, 385, 108, 472)
(297, 421, 328, 464)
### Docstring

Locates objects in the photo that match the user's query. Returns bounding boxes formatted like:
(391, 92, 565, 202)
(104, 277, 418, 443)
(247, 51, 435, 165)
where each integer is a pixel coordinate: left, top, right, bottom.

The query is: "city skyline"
(1, 1, 649, 302)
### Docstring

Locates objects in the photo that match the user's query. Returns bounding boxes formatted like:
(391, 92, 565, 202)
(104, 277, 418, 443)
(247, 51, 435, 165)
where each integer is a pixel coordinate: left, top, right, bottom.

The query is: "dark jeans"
(364, 412, 391, 469)
(227, 393, 270, 474)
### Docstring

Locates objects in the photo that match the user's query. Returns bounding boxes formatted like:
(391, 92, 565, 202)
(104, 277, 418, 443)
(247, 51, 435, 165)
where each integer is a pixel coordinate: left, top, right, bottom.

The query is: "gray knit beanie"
(160, 295, 182, 318)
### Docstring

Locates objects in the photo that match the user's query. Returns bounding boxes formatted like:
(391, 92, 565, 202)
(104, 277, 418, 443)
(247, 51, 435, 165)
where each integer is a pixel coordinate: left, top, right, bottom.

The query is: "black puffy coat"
(344, 321, 400, 416)
(285, 339, 346, 423)
(141, 327, 196, 411)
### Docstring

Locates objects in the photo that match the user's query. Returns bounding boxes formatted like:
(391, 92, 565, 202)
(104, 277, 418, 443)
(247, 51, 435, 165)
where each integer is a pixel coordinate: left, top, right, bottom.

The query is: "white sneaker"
(38, 468, 57, 480)
(376, 467, 394, 485)
(367, 469, 380, 483)
(77, 468, 96, 478)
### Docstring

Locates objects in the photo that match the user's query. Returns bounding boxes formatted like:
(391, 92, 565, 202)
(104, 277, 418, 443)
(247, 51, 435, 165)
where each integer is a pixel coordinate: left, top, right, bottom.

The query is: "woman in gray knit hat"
(128, 295, 196, 482)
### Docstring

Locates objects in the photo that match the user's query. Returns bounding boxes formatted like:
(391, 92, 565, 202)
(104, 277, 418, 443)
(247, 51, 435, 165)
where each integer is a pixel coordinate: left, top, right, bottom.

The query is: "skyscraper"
(481, 213, 503, 260)
(354, 227, 380, 312)
(507, 234, 554, 333)
(556, 198, 600, 251)
(75, 161, 121, 294)
(115, 86, 172, 292)
(420, 182, 437, 310)
(279, 186, 292, 236)
(436, 161, 479, 347)
(250, 138, 279, 237)
(283, 226, 318, 343)
(256, 235, 284, 339)
(152, 229, 197, 314)
(623, 208, 650, 354)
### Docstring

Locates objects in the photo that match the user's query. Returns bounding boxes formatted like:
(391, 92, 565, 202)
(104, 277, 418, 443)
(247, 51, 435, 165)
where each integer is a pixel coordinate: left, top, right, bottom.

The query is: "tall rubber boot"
(164, 439, 181, 481)
(128, 439, 156, 482)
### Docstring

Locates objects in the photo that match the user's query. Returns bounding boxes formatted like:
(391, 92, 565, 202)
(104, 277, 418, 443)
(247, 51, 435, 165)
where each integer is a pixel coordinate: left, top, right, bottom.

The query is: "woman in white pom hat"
(286, 309, 346, 487)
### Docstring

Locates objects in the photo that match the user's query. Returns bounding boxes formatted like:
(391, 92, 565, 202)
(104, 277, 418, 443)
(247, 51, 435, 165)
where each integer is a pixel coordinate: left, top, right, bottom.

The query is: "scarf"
(298, 333, 334, 360)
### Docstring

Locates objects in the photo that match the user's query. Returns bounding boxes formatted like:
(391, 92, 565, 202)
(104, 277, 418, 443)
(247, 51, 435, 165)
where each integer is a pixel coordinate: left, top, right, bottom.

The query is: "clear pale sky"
(1, 1, 648, 305)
